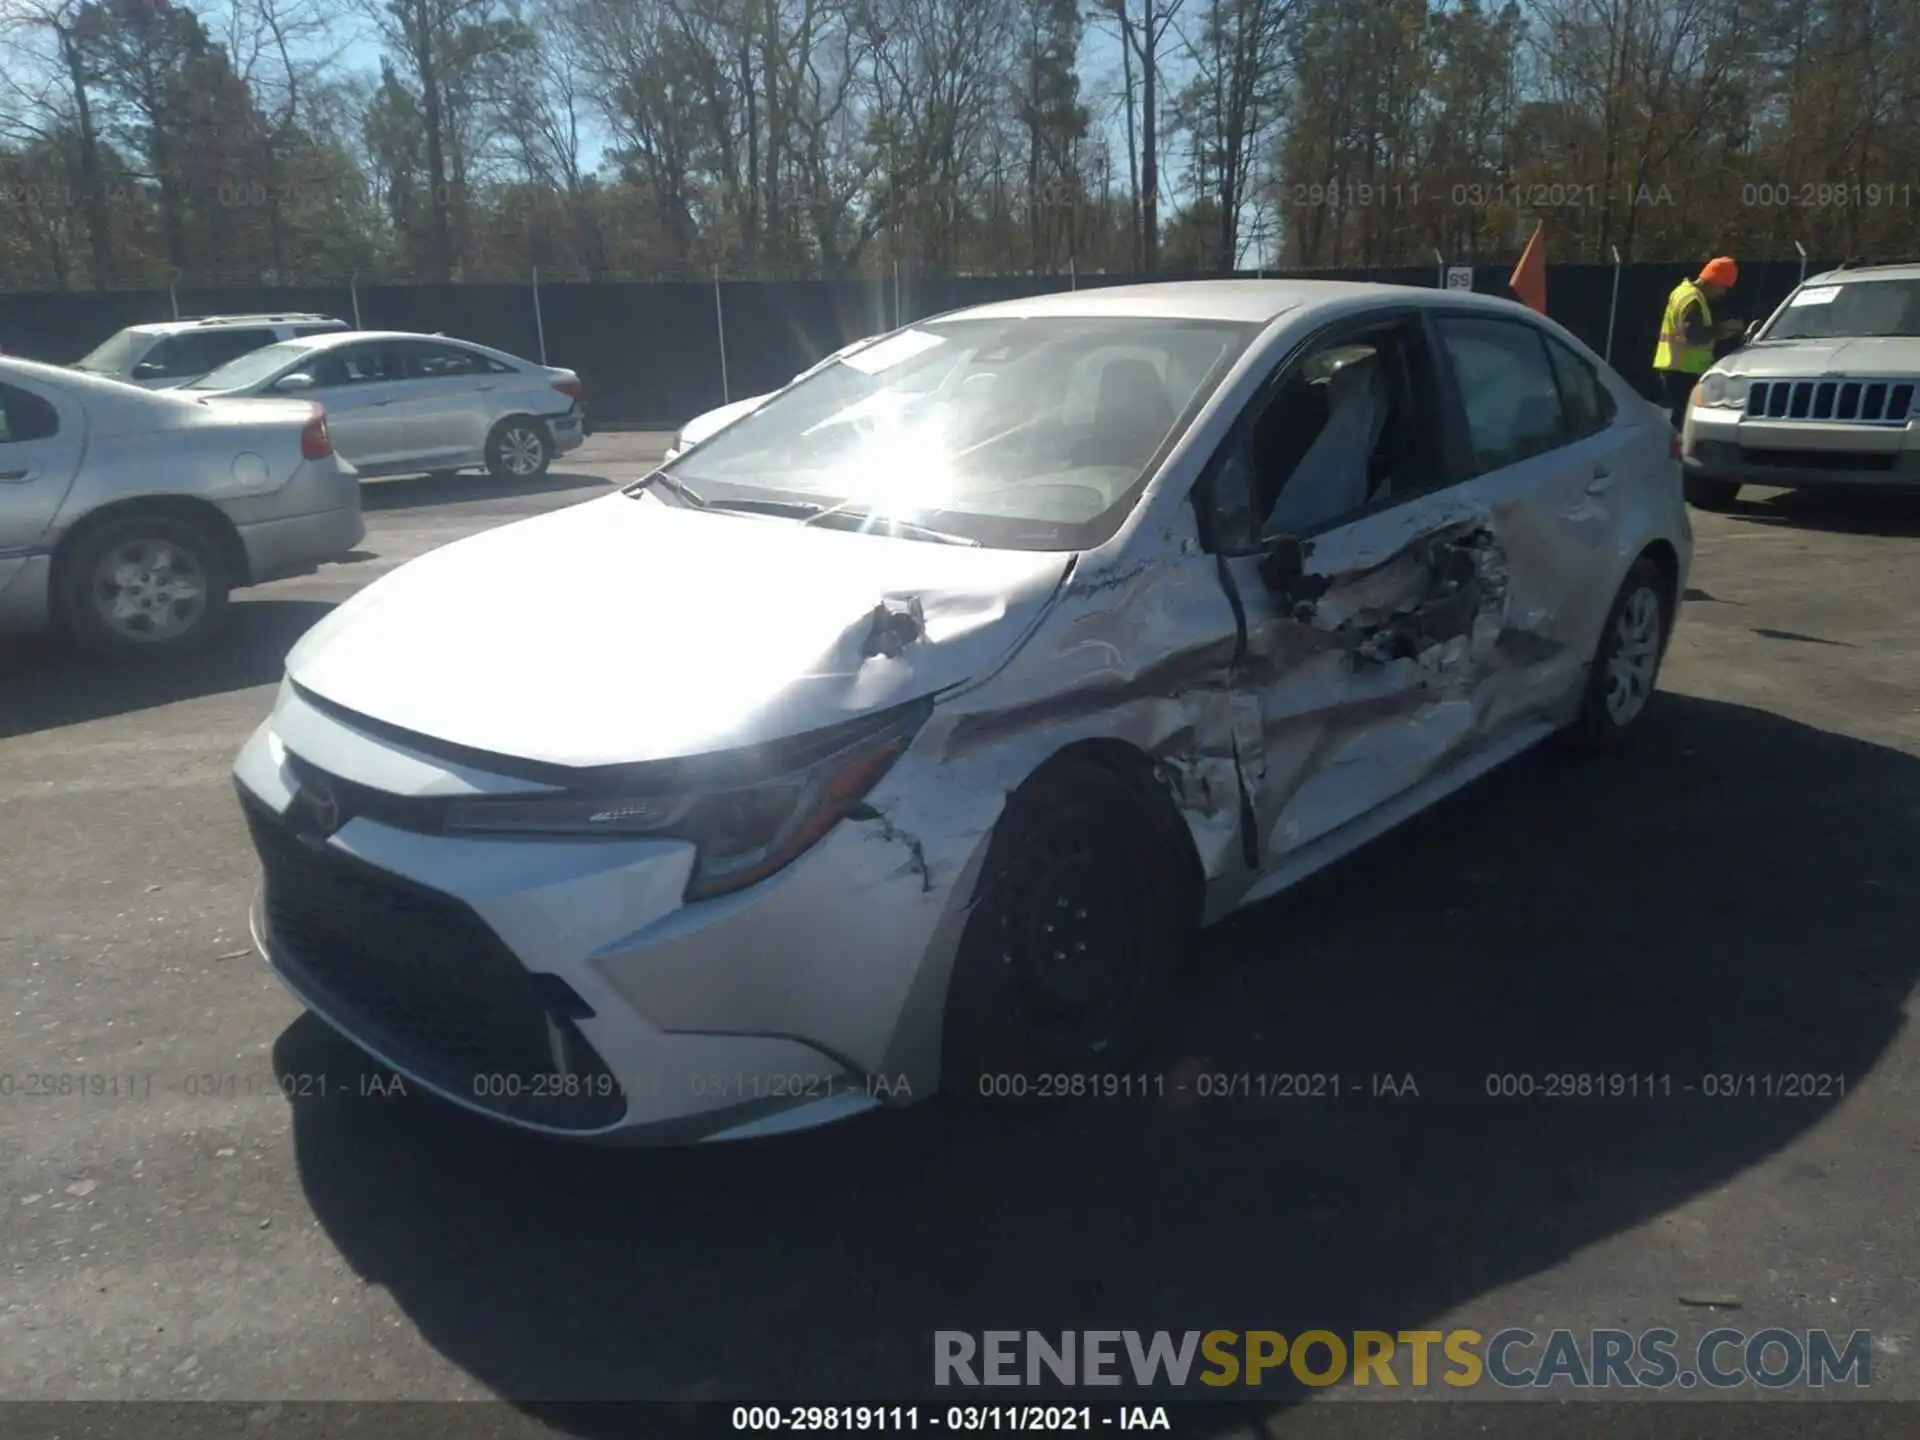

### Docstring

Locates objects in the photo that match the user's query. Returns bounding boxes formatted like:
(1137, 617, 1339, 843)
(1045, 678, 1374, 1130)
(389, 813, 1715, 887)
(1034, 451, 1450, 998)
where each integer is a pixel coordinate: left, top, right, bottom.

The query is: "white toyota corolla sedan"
(233, 280, 1690, 1144)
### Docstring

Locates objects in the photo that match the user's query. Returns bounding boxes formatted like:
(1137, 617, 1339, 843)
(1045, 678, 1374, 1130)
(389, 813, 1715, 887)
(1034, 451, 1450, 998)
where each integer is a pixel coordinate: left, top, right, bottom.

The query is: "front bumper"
(230, 690, 987, 1143)
(1685, 409, 1920, 490)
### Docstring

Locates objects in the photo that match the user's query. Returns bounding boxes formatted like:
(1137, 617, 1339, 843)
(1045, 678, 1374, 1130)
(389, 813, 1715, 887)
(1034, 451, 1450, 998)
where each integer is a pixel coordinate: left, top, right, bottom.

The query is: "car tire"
(485, 417, 553, 481)
(1561, 556, 1671, 752)
(1683, 474, 1741, 510)
(940, 756, 1198, 1100)
(55, 509, 232, 659)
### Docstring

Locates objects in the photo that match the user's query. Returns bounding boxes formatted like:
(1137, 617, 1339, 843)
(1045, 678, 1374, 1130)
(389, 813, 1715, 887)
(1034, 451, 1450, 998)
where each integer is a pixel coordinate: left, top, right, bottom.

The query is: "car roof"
(271, 329, 499, 350)
(1804, 262, 1920, 285)
(123, 313, 344, 336)
(935, 278, 1532, 324)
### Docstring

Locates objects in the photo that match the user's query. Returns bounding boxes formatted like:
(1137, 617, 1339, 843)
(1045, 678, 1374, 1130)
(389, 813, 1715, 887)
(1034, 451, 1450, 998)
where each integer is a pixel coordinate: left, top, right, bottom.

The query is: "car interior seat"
(1264, 352, 1390, 536)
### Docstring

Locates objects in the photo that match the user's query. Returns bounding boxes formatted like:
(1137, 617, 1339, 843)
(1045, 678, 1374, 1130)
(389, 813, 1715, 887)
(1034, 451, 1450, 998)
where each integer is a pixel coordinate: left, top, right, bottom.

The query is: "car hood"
(285, 492, 1074, 768)
(1726, 338, 1920, 378)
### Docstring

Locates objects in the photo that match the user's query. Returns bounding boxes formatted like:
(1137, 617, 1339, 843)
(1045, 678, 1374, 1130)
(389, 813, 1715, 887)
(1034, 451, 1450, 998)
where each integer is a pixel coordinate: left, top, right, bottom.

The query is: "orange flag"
(1509, 221, 1547, 314)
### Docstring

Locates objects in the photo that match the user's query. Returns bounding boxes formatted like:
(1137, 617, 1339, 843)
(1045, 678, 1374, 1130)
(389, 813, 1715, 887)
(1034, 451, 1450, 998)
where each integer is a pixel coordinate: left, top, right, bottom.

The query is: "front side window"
(662, 315, 1258, 550)
(1199, 315, 1446, 550)
(75, 329, 156, 375)
(1436, 317, 1569, 473)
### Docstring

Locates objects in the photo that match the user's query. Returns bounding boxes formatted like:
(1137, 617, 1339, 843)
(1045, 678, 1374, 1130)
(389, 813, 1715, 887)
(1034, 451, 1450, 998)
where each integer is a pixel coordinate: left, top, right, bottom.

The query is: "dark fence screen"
(0, 261, 1836, 426)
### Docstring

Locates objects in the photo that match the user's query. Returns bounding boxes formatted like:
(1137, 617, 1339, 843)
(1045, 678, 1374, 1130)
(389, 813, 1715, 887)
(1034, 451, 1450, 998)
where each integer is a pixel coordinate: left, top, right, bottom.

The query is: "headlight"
(1694, 372, 1744, 409)
(442, 702, 928, 900)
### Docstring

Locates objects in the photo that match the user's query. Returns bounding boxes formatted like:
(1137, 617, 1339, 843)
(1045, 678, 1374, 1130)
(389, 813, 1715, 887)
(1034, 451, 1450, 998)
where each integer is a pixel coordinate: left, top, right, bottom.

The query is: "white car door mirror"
(275, 372, 316, 392)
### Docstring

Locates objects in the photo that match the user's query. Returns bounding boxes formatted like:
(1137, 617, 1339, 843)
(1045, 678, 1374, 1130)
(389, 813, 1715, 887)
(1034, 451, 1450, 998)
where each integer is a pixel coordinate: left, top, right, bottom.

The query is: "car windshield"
(660, 315, 1257, 550)
(74, 330, 154, 373)
(185, 341, 309, 390)
(1762, 278, 1920, 340)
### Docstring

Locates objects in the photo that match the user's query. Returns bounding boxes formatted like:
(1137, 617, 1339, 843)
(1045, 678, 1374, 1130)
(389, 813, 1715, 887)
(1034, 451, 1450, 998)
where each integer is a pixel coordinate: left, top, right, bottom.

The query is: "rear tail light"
(301, 410, 333, 460)
(553, 378, 584, 402)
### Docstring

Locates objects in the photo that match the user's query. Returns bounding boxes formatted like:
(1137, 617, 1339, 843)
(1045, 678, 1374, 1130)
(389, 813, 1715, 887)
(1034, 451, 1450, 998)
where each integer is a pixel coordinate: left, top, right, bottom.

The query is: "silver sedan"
(0, 356, 362, 657)
(233, 280, 1689, 1143)
(183, 331, 586, 482)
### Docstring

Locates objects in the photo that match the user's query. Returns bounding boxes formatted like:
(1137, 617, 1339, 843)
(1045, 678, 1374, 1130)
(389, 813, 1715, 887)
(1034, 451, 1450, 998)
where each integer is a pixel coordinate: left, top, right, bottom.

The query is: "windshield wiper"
(701, 496, 827, 519)
(626, 469, 708, 508)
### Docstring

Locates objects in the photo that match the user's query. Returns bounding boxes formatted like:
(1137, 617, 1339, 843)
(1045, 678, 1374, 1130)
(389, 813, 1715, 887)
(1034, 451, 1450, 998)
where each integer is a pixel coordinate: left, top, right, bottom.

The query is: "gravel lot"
(1, 438, 1916, 1431)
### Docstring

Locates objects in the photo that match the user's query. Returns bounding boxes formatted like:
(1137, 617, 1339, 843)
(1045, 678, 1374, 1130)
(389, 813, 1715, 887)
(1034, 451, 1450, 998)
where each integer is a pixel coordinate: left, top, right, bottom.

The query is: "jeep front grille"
(1746, 378, 1916, 425)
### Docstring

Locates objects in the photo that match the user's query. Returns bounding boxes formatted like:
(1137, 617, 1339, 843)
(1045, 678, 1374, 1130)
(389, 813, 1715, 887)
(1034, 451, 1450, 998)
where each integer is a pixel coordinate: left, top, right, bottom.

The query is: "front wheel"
(486, 418, 553, 481)
(1684, 474, 1741, 511)
(940, 757, 1197, 1099)
(1562, 557, 1671, 751)
(56, 510, 232, 658)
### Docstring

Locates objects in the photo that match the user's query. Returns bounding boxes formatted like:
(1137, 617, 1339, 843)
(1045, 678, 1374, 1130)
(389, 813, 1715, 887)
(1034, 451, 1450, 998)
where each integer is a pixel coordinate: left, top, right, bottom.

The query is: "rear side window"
(1545, 336, 1616, 439)
(0, 382, 59, 442)
(143, 328, 276, 379)
(1435, 316, 1569, 473)
(394, 341, 494, 378)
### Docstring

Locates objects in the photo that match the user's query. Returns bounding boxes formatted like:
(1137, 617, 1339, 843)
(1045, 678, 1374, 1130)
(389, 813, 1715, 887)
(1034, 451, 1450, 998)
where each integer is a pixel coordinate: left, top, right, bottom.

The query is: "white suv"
(1682, 261, 1920, 509)
(74, 314, 349, 389)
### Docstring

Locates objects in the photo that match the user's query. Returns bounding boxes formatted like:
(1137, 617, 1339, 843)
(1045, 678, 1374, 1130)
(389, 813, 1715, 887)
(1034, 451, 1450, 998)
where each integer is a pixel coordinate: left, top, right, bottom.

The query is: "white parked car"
(0, 356, 362, 657)
(1681, 261, 1920, 509)
(663, 335, 880, 460)
(233, 281, 1688, 1143)
(184, 331, 586, 482)
(73, 313, 349, 388)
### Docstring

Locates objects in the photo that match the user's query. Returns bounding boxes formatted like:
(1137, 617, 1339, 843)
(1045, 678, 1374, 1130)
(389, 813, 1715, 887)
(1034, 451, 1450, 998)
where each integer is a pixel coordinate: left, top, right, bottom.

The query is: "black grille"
(241, 791, 627, 1130)
(1748, 378, 1916, 424)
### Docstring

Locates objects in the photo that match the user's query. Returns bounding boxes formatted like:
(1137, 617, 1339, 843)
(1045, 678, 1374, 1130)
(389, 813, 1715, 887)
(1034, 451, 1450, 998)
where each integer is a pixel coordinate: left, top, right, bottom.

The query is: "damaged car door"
(1195, 307, 1513, 869)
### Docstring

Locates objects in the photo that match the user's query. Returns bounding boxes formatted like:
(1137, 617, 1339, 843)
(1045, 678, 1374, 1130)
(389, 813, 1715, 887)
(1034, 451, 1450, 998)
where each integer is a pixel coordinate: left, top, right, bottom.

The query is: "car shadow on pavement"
(275, 693, 1920, 1425)
(1722, 488, 1920, 536)
(359, 469, 614, 511)
(0, 597, 334, 739)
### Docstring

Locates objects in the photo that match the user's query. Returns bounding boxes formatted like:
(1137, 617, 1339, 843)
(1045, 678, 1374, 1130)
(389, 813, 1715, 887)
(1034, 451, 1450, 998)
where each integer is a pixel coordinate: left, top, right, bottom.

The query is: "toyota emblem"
(302, 778, 342, 836)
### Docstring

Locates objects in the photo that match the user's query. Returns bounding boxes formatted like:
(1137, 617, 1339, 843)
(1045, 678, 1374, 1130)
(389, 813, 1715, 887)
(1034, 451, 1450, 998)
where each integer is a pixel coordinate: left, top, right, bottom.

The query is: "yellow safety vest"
(1653, 280, 1714, 373)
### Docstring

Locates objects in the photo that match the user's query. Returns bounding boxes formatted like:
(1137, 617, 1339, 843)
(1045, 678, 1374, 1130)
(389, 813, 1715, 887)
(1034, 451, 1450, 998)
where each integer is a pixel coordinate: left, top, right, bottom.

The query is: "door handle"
(1586, 466, 1615, 495)
(0, 469, 30, 482)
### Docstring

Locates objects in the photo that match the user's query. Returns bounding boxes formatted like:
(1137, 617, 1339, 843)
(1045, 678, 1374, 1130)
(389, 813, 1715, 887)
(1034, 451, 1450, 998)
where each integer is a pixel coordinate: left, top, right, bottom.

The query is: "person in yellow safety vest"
(1653, 256, 1744, 432)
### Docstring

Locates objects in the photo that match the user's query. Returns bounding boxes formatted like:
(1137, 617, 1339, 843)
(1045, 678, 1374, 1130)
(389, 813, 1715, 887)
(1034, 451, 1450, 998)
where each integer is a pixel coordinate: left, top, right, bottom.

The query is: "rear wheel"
(485, 417, 552, 480)
(1684, 474, 1741, 511)
(1562, 557, 1670, 752)
(940, 757, 1197, 1099)
(56, 510, 231, 659)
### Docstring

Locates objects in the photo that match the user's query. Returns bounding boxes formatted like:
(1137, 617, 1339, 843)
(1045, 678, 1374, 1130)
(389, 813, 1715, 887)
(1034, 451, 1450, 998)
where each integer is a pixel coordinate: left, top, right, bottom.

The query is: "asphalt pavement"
(1, 444, 1916, 1431)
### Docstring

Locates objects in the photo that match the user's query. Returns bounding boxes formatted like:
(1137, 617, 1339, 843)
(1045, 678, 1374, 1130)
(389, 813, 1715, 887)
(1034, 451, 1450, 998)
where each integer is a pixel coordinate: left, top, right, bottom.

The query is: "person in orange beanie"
(1653, 257, 1744, 430)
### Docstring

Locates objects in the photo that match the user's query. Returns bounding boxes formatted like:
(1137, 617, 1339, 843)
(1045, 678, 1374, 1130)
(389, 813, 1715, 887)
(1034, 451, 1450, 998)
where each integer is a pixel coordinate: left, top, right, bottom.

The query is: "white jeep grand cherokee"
(1681, 261, 1920, 510)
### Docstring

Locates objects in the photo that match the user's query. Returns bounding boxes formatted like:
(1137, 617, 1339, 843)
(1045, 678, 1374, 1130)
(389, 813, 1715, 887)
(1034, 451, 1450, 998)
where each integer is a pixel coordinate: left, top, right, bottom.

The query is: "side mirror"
(131, 360, 164, 379)
(275, 372, 315, 392)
